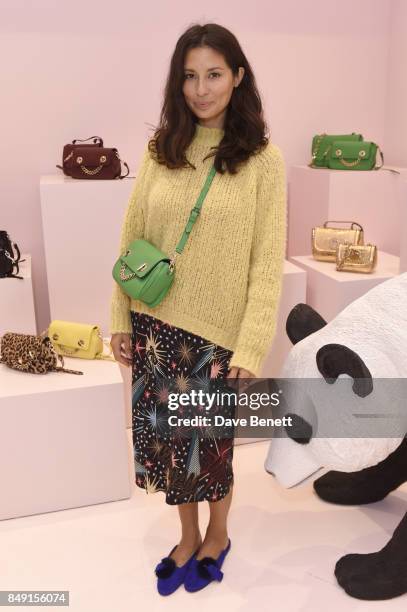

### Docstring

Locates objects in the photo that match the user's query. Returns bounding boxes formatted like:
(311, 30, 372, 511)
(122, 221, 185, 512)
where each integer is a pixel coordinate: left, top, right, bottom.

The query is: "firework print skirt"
(130, 310, 237, 505)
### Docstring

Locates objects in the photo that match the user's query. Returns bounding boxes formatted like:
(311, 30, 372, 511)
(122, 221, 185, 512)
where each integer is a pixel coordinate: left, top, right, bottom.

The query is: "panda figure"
(265, 271, 407, 601)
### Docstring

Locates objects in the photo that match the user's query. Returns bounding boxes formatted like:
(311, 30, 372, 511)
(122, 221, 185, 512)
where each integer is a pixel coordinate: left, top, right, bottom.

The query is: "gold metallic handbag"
(311, 221, 364, 262)
(46, 320, 116, 361)
(335, 243, 378, 273)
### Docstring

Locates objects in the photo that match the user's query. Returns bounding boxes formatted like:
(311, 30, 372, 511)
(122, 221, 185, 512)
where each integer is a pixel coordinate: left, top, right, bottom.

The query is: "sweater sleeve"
(109, 142, 152, 335)
(228, 144, 287, 377)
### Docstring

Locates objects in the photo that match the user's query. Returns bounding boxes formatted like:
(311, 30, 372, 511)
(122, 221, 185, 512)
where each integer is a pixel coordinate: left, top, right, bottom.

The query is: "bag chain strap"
(309, 133, 327, 166)
(79, 150, 129, 179)
(336, 243, 351, 270)
(334, 146, 384, 170)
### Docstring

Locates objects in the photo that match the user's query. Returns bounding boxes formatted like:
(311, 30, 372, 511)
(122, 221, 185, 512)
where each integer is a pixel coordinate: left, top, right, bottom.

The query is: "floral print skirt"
(130, 310, 236, 505)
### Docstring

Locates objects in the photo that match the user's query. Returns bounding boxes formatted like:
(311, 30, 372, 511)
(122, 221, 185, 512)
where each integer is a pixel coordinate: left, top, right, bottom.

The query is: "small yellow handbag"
(46, 320, 116, 361)
(311, 221, 364, 262)
(335, 243, 378, 273)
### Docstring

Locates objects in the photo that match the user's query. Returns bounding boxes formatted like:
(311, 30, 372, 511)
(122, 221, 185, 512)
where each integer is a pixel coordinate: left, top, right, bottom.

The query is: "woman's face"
(182, 46, 244, 129)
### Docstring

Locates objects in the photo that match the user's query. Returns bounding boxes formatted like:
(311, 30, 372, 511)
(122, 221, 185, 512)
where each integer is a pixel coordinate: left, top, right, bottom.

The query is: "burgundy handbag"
(56, 136, 130, 179)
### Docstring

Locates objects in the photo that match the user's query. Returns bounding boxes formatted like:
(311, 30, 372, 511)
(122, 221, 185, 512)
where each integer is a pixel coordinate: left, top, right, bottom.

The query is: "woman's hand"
(227, 366, 256, 391)
(110, 333, 132, 367)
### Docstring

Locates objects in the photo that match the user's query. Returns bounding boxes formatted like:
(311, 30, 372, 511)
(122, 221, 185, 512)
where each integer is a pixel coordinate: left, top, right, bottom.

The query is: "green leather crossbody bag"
(112, 164, 217, 308)
(326, 140, 384, 170)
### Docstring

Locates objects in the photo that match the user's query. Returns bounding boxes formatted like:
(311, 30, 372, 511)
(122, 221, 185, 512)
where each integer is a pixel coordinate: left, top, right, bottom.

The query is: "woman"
(110, 22, 287, 595)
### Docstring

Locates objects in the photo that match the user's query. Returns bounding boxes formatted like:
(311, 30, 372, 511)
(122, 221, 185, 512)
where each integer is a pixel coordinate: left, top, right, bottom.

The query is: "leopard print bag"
(0, 331, 83, 375)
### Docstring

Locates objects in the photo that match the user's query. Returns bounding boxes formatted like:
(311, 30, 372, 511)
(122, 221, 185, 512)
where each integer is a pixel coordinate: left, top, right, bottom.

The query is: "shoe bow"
(155, 556, 176, 579)
(196, 557, 224, 582)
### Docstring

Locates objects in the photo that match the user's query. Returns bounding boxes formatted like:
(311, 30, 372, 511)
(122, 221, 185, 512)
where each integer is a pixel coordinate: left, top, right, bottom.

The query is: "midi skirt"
(130, 310, 236, 505)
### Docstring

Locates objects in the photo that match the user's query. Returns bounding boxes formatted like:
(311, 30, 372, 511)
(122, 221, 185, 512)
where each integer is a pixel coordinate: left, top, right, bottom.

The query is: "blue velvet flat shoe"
(155, 544, 199, 596)
(184, 538, 232, 592)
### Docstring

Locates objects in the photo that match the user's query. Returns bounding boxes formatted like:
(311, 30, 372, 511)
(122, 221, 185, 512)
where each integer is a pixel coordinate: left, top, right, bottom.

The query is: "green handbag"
(326, 140, 384, 171)
(112, 164, 217, 308)
(310, 133, 363, 167)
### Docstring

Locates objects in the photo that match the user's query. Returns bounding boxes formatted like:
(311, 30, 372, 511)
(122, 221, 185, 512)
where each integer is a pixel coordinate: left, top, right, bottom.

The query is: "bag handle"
(375, 147, 384, 170)
(169, 165, 217, 270)
(52, 352, 83, 374)
(323, 221, 363, 231)
(114, 151, 130, 179)
(72, 136, 103, 146)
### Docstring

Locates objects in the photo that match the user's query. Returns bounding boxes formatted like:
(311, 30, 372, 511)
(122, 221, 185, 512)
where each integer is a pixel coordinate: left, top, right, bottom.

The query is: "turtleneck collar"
(193, 122, 224, 146)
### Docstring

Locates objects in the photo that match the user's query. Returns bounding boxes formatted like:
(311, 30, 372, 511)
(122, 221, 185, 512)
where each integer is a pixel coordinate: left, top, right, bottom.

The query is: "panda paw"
(314, 469, 392, 505)
(335, 551, 407, 600)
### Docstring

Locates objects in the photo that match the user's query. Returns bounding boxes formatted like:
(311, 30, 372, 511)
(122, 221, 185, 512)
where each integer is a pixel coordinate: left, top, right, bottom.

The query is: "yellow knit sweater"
(109, 123, 287, 377)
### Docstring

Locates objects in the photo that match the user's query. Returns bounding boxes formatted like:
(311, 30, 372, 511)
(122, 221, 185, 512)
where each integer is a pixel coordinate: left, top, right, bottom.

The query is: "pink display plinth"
(0, 358, 130, 520)
(288, 165, 401, 258)
(40, 174, 136, 337)
(0, 254, 36, 336)
(290, 251, 400, 322)
(235, 260, 306, 446)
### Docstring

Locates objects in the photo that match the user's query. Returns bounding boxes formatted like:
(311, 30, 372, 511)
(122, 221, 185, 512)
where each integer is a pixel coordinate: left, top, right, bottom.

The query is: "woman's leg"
(196, 483, 233, 560)
(170, 501, 203, 566)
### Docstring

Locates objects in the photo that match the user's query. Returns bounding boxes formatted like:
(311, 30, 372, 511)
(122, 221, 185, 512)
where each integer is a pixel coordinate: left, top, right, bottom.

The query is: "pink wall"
(384, 0, 407, 164)
(1, 0, 397, 332)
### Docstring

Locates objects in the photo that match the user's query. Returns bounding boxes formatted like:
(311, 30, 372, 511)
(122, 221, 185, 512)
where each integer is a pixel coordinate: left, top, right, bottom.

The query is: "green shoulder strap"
(174, 165, 217, 255)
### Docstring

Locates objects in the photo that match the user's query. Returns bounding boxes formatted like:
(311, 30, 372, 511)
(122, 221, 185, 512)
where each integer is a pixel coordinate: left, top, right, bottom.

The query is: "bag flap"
(330, 141, 375, 159)
(65, 147, 117, 169)
(120, 239, 171, 279)
(0, 332, 45, 358)
(313, 227, 361, 250)
(48, 320, 99, 350)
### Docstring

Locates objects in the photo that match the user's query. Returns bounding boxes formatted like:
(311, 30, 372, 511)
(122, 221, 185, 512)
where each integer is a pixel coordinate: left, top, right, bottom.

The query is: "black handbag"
(0, 230, 25, 279)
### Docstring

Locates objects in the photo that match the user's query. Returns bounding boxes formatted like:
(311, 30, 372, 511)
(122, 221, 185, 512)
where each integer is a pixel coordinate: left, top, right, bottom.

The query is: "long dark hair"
(147, 23, 269, 175)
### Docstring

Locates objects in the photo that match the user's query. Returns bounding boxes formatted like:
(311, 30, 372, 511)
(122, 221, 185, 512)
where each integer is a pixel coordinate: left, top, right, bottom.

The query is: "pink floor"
(1, 438, 406, 611)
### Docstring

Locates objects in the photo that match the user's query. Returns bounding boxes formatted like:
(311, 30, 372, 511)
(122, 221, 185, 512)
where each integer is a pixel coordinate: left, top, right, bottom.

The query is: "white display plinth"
(0, 358, 130, 520)
(235, 260, 306, 445)
(40, 174, 136, 337)
(0, 254, 36, 336)
(288, 165, 402, 258)
(290, 251, 400, 322)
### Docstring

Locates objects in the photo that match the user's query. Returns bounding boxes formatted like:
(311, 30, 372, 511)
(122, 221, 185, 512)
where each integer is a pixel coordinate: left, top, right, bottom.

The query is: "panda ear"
(286, 303, 327, 345)
(316, 343, 373, 397)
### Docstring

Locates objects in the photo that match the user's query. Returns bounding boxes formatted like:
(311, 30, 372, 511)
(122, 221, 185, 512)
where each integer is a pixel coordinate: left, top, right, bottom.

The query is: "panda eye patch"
(285, 413, 313, 444)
